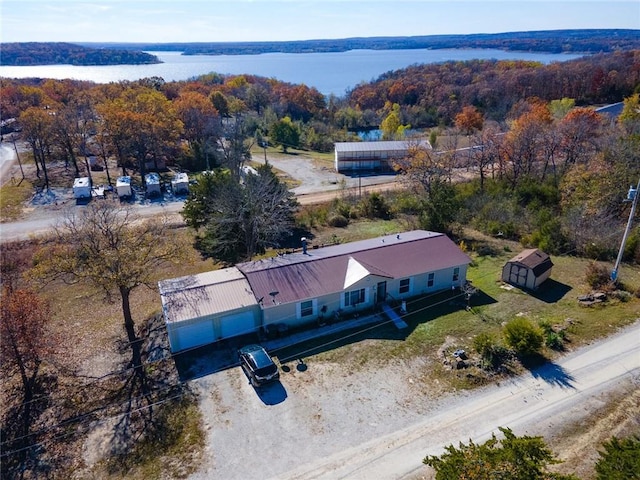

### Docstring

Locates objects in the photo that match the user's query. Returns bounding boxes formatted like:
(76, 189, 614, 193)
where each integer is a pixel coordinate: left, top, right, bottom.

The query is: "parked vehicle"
(238, 344, 279, 387)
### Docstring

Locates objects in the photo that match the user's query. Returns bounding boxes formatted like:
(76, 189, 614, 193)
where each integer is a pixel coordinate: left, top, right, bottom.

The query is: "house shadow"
(173, 334, 256, 382)
(528, 279, 572, 303)
(524, 355, 576, 389)
(173, 289, 496, 382)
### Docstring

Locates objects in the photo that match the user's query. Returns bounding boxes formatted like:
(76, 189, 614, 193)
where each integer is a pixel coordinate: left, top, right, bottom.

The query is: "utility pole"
(611, 177, 640, 282)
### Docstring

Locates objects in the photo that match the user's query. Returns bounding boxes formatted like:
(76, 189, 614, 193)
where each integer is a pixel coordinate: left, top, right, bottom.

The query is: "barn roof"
(237, 230, 470, 308)
(159, 267, 258, 324)
(334, 140, 430, 153)
(506, 249, 553, 276)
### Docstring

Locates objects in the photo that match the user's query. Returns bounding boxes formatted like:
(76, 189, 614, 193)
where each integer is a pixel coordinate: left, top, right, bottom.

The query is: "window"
(427, 272, 434, 287)
(344, 288, 365, 307)
(399, 278, 410, 294)
(300, 300, 313, 317)
(453, 267, 460, 282)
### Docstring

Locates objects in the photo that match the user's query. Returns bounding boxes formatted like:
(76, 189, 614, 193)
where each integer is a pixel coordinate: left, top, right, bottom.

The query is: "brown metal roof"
(159, 267, 258, 324)
(237, 231, 471, 308)
(507, 249, 553, 276)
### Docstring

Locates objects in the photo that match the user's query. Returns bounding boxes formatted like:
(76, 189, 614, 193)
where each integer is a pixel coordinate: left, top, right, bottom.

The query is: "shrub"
(327, 214, 349, 228)
(503, 317, 544, 357)
(473, 332, 510, 369)
(539, 320, 566, 350)
(585, 262, 612, 290)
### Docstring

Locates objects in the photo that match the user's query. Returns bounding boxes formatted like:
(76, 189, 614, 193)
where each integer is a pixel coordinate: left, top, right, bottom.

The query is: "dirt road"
(187, 321, 639, 480)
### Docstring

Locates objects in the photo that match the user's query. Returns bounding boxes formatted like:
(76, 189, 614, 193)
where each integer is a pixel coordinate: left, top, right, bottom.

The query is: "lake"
(0, 49, 584, 97)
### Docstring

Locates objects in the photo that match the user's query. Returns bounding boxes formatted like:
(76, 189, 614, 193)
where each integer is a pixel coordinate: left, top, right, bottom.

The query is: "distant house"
(501, 248, 553, 290)
(334, 140, 430, 173)
(595, 102, 624, 122)
(160, 230, 471, 353)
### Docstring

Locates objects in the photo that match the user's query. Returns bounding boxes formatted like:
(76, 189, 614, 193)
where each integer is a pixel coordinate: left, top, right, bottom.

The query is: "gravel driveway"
(188, 321, 640, 480)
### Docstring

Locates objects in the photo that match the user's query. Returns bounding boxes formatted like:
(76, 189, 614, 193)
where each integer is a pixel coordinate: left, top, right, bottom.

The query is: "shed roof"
(237, 230, 470, 308)
(159, 267, 257, 324)
(335, 140, 430, 153)
(507, 249, 553, 276)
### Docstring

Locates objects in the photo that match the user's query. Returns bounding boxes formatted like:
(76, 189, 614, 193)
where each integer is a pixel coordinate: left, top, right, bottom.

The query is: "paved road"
(0, 150, 405, 242)
(272, 322, 640, 480)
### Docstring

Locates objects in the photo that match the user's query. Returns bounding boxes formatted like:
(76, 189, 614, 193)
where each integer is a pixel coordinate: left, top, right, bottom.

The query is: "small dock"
(382, 303, 408, 329)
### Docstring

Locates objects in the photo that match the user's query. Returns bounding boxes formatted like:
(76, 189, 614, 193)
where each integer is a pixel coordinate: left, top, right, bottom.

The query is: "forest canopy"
(0, 42, 160, 66)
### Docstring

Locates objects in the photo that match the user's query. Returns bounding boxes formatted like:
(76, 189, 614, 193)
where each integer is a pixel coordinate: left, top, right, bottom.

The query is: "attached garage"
(159, 267, 260, 353)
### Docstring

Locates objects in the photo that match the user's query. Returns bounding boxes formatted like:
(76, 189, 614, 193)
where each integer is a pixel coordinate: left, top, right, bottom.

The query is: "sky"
(0, 0, 638, 44)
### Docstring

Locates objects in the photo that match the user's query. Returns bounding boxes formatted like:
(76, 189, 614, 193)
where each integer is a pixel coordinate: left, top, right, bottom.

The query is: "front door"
(376, 281, 387, 304)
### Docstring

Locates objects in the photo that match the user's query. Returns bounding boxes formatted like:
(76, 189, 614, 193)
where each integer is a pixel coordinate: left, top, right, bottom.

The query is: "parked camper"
(145, 173, 161, 197)
(73, 177, 92, 199)
(116, 176, 132, 199)
(171, 172, 189, 195)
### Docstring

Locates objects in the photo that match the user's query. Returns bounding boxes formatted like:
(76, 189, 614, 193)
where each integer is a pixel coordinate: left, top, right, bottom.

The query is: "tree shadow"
(523, 354, 576, 389)
(528, 279, 573, 303)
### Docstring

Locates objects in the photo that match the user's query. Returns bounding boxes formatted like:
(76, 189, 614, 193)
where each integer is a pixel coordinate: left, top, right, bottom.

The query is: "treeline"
(1, 47, 640, 275)
(82, 29, 640, 55)
(0, 42, 160, 66)
(345, 50, 640, 129)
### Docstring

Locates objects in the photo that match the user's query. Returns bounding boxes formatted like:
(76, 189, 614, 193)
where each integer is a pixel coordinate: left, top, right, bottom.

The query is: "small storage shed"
(502, 248, 553, 290)
(171, 172, 189, 195)
(159, 267, 260, 353)
(116, 176, 132, 198)
(73, 177, 92, 199)
(145, 173, 161, 197)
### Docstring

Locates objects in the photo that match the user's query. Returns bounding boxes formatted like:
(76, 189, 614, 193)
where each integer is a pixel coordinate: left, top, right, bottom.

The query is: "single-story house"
(160, 230, 471, 353)
(334, 140, 430, 173)
(501, 248, 553, 290)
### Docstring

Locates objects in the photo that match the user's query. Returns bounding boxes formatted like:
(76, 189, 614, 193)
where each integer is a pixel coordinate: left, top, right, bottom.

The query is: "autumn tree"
(19, 106, 55, 189)
(32, 201, 186, 382)
(183, 165, 297, 263)
(619, 93, 640, 136)
(174, 91, 221, 170)
(424, 427, 578, 480)
(503, 102, 553, 186)
(97, 86, 183, 180)
(455, 105, 484, 135)
(1, 287, 54, 468)
(557, 107, 604, 170)
(270, 116, 300, 153)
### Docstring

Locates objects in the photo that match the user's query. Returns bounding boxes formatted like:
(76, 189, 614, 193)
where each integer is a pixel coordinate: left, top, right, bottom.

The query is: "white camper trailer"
(145, 173, 161, 197)
(73, 177, 92, 199)
(171, 172, 189, 195)
(116, 176, 132, 198)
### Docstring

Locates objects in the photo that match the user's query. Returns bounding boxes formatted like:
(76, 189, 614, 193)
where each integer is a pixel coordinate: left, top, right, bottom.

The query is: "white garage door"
(173, 319, 216, 352)
(220, 311, 256, 339)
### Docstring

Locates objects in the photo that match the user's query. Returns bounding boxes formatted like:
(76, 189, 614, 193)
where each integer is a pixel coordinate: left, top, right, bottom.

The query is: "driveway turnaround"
(188, 321, 640, 480)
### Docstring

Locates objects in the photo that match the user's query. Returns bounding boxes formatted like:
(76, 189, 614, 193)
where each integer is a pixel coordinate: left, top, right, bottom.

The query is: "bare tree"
(32, 201, 186, 389)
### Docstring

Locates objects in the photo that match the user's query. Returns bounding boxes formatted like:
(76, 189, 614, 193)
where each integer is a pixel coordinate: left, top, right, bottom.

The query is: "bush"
(473, 332, 510, 369)
(327, 214, 349, 228)
(585, 262, 612, 290)
(503, 317, 544, 357)
(539, 320, 566, 351)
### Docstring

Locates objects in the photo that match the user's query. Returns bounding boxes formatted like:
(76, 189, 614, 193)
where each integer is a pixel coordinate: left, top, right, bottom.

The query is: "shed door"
(173, 319, 216, 352)
(220, 311, 256, 339)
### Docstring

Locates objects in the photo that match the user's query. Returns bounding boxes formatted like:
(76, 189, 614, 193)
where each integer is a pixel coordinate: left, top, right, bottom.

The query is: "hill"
(0, 42, 160, 66)
(81, 29, 640, 56)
